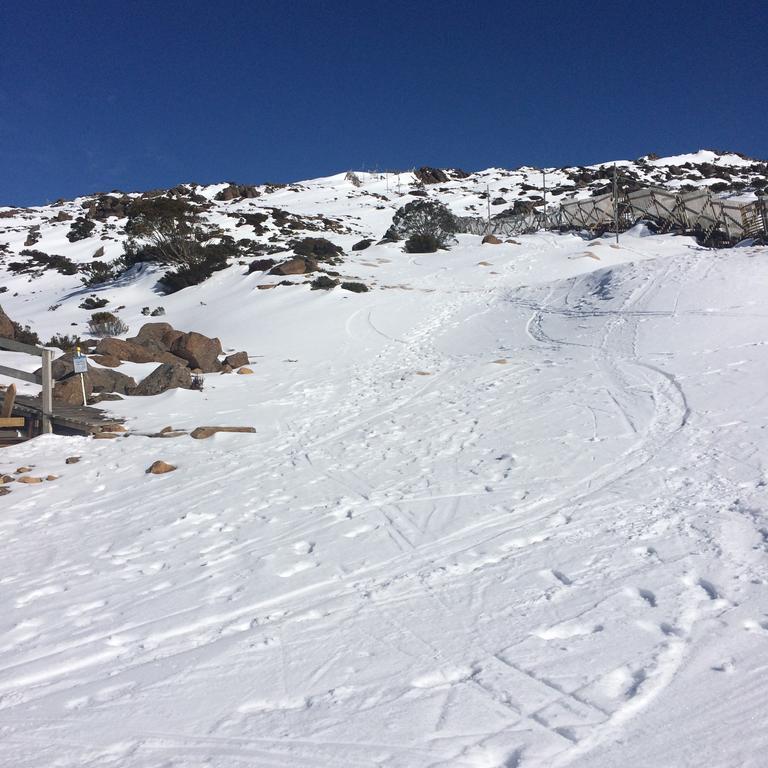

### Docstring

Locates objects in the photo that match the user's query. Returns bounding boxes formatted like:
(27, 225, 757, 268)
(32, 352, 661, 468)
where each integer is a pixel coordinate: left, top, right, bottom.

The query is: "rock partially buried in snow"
(17, 476, 44, 484)
(237, 367, 254, 375)
(482, 234, 502, 244)
(131, 363, 193, 396)
(146, 460, 176, 474)
(190, 426, 256, 439)
(65, 457, 80, 464)
(224, 351, 249, 368)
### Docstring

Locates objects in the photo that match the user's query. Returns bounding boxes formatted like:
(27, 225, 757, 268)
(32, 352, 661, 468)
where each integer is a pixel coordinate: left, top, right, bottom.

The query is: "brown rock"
(269, 257, 313, 276)
(146, 460, 177, 474)
(45, 475, 58, 481)
(1, 474, 14, 483)
(170, 332, 223, 372)
(54, 375, 93, 404)
(190, 426, 256, 439)
(220, 364, 233, 374)
(482, 234, 502, 245)
(94, 337, 157, 364)
(129, 322, 185, 352)
(100, 424, 127, 433)
(15, 466, 32, 474)
(0, 486, 10, 497)
(237, 367, 254, 375)
(65, 457, 80, 464)
(90, 354, 122, 368)
(0, 304, 15, 339)
(92, 432, 119, 439)
(224, 351, 249, 368)
(17, 476, 44, 484)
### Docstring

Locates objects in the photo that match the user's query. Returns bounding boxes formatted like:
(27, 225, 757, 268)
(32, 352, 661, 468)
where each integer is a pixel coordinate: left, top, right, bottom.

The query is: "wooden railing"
(0, 338, 54, 433)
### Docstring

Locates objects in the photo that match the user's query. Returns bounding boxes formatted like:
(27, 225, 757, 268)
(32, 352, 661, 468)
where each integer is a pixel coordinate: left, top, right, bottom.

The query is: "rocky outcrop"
(94, 338, 158, 364)
(131, 363, 193, 396)
(214, 184, 261, 201)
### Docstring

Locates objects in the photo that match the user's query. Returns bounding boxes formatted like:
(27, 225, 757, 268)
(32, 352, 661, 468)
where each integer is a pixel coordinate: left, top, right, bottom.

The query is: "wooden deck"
(13, 394, 124, 436)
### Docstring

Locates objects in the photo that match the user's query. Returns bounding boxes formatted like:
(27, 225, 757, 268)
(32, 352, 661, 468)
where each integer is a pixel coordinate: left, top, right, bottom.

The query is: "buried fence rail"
(455, 184, 768, 245)
(0, 338, 54, 434)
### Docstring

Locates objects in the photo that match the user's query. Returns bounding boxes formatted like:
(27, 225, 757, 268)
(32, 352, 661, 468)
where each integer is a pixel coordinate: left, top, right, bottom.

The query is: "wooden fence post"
(41, 348, 53, 434)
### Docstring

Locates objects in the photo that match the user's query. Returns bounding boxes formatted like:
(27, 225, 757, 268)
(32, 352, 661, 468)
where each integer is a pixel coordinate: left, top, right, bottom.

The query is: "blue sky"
(1, 0, 765, 205)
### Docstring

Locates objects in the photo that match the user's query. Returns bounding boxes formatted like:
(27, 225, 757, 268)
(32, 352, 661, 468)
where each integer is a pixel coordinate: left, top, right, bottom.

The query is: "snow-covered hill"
(1, 152, 768, 767)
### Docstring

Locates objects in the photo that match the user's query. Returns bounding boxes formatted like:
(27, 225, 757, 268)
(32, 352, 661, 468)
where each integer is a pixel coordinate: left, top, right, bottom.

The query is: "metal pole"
(41, 348, 53, 434)
(613, 163, 619, 244)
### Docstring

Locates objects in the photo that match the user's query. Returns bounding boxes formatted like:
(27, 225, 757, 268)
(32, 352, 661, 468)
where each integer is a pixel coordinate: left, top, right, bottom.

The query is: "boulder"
(65, 457, 80, 464)
(482, 234, 502, 245)
(53, 375, 93, 404)
(94, 337, 157, 364)
(129, 322, 185, 352)
(190, 426, 256, 439)
(269, 257, 315, 276)
(351, 239, 372, 251)
(90, 354, 122, 368)
(87, 367, 137, 395)
(146, 460, 176, 474)
(224, 351, 249, 368)
(237, 367, 254, 375)
(131, 363, 193, 396)
(0, 305, 15, 339)
(170, 332, 222, 372)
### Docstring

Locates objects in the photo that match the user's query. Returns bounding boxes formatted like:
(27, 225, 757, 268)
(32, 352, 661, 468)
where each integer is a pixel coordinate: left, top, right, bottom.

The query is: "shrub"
(67, 217, 96, 242)
(340, 281, 369, 293)
(12, 322, 40, 345)
(310, 275, 339, 290)
(80, 258, 126, 287)
(385, 199, 457, 247)
(48, 333, 82, 353)
(160, 248, 229, 293)
(12, 250, 78, 275)
(88, 311, 128, 337)
(290, 237, 344, 262)
(79, 296, 109, 310)
(404, 233, 443, 253)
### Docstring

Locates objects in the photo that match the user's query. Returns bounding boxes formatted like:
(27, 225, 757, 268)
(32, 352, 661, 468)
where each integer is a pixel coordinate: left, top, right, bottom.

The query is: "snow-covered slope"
(1, 154, 768, 767)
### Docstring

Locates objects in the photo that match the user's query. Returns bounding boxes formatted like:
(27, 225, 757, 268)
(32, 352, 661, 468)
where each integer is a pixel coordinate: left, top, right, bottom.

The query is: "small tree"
(88, 311, 128, 337)
(125, 197, 203, 266)
(385, 199, 457, 248)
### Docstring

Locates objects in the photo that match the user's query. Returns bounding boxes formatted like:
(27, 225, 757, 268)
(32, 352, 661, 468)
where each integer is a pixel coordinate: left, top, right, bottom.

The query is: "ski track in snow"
(2, 227, 768, 767)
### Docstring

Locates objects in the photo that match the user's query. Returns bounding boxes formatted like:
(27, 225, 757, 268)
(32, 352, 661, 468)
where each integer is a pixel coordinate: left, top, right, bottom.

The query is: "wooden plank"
(0, 364, 39, 384)
(0, 417, 25, 427)
(0, 338, 47, 356)
(1, 383, 16, 417)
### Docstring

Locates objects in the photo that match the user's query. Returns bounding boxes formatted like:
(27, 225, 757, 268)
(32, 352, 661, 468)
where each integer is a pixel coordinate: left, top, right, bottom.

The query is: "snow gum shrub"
(385, 200, 457, 248)
(88, 311, 128, 337)
(11, 323, 40, 346)
(47, 333, 82, 353)
(159, 237, 234, 293)
(67, 217, 96, 242)
(80, 259, 127, 287)
(404, 233, 443, 253)
(124, 197, 235, 293)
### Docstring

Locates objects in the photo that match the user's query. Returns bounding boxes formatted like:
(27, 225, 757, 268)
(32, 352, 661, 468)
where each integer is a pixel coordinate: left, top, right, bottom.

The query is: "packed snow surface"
(2, 167, 768, 767)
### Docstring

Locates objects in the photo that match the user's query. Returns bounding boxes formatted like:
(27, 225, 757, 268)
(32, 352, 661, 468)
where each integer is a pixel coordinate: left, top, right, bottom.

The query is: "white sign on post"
(73, 355, 88, 374)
